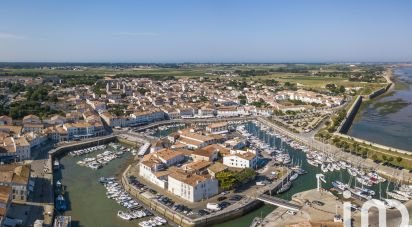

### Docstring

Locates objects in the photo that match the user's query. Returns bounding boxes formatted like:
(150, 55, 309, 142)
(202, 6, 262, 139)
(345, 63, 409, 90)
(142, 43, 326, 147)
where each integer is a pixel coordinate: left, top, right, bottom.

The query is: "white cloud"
(0, 32, 27, 40)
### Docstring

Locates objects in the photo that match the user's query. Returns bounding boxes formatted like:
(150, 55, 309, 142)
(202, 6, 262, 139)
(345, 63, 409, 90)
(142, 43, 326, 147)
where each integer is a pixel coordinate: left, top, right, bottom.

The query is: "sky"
(0, 0, 412, 63)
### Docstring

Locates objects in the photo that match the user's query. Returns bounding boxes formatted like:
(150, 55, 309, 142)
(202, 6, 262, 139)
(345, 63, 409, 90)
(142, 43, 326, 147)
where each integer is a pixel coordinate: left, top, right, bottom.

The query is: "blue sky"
(0, 0, 411, 62)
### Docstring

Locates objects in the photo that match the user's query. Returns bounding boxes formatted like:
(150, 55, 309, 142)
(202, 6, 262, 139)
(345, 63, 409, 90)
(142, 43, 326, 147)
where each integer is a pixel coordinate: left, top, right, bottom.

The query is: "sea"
(348, 67, 412, 152)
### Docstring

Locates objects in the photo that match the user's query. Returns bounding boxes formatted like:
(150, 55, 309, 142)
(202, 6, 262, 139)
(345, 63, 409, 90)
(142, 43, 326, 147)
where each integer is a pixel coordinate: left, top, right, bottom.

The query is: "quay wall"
(337, 95, 362, 134)
(121, 165, 291, 227)
(366, 86, 388, 100)
(333, 80, 410, 154)
(48, 135, 117, 159)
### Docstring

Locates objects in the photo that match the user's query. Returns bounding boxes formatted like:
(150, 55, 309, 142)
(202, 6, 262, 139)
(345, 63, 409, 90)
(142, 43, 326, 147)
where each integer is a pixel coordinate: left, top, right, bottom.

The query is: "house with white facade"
(168, 171, 218, 202)
(223, 151, 257, 169)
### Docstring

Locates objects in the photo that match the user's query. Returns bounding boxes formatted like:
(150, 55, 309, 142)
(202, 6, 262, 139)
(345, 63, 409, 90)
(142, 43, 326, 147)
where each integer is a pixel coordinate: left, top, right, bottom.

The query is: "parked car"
(217, 196, 227, 201)
(312, 200, 325, 206)
(218, 201, 231, 209)
(230, 195, 242, 201)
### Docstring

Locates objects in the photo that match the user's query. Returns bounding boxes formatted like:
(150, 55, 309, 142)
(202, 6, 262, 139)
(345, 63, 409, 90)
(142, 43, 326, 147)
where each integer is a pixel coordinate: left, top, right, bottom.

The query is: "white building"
(216, 106, 240, 117)
(206, 122, 228, 135)
(168, 171, 218, 202)
(130, 110, 165, 125)
(223, 151, 257, 169)
(139, 160, 168, 189)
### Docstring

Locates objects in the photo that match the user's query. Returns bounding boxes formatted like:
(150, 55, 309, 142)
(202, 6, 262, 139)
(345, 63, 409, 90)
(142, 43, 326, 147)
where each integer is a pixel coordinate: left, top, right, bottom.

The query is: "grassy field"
(241, 72, 386, 92)
(2, 64, 388, 92)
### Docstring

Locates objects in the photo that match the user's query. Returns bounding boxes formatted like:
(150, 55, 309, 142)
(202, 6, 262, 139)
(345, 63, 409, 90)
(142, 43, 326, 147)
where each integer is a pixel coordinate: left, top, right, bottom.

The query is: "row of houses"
(0, 164, 32, 225)
(1, 112, 106, 160)
(98, 105, 271, 128)
(275, 90, 344, 107)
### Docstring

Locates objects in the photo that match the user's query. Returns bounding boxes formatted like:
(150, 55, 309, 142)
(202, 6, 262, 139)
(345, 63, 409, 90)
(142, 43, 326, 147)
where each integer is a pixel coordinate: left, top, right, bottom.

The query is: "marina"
(51, 121, 410, 227)
(53, 142, 171, 227)
(74, 143, 137, 170)
(216, 121, 404, 227)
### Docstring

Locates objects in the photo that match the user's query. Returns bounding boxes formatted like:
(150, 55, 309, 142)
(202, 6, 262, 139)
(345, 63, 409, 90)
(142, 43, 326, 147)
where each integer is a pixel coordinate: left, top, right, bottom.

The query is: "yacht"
(277, 181, 292, 194)
(354, 187, 375, 196)
(332, 181, 347, 191)
(117, 210, 132, 220)
(307, 159, 318, 167)
(53, 160, 60, 170)
(289, 173, 299, 181)
(55, 194, 67, 211)
(321, 164, 328, 173)
(386, 191, 409, 201)
(356, 176, 373, 187)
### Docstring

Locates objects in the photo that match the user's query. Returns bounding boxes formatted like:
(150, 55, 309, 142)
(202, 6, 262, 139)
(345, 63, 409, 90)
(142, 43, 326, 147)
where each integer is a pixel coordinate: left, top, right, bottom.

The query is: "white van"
(206, 203, 221, 211)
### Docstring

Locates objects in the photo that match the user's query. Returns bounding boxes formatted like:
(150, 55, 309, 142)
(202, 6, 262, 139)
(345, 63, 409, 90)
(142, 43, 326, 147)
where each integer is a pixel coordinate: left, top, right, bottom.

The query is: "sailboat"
(277, 178, 292, 194)
(289, 172, 299, 181)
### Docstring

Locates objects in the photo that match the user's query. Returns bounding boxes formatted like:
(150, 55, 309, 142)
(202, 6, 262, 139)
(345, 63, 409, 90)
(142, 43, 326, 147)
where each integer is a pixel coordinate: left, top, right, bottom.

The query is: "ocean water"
(348, 67, 412, 151)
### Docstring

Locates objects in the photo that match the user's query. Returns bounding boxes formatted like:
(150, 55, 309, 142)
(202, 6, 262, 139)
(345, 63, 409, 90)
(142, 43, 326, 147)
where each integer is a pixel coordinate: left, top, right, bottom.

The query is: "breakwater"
(337, 95, 363, 134)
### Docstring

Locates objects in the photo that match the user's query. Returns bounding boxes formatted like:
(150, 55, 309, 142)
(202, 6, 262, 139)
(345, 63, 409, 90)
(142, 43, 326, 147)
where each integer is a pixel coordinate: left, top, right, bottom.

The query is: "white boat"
(307, 159, 318, 167)
(386, 191, 409, 201)
(117, 210, 131, 220)
(289, 173, 299, 181)
(356, 176, 373, 187)
(348, 168, 357, 177)
(393, 190, 412, 199)
(53, 160, 60, 169)
(321, 164, 328, 173)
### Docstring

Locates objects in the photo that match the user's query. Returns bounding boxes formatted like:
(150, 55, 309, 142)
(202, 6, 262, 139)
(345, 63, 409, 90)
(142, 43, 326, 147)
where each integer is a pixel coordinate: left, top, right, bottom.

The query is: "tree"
(339, 85, 346, 93)
(362, 150, 368, 158)
(332, 137, 340, 144)
(396, 157, 403, 163)
(372, 154, 378, 160)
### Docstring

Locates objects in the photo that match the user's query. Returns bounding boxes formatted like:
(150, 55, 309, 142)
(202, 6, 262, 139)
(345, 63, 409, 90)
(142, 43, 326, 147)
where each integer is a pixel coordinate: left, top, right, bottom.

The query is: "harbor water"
(55, 122, 395, 227)
(348, 67, 412, 151)
(54, 145, 162, 227)
(215, 122, 394, 227)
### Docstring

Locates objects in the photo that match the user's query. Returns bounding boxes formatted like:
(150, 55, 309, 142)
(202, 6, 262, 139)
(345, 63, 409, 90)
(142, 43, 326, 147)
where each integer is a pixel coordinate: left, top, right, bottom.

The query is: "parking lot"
(126, 164, 256, 219)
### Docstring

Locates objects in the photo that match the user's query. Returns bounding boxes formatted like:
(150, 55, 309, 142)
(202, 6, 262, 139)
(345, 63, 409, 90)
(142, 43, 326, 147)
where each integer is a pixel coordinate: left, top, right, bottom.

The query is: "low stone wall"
(337, 96, 362, 134)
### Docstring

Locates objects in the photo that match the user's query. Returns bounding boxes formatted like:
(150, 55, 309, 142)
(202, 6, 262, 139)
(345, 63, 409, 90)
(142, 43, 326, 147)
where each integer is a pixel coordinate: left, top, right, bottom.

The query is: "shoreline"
(46, 114, 412, 226)
(341, 67, 412, 153)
